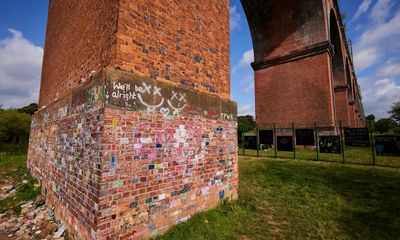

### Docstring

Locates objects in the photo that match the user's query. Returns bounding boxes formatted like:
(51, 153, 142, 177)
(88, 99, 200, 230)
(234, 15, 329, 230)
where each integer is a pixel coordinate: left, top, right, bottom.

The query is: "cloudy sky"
(0, 0, 399, 119)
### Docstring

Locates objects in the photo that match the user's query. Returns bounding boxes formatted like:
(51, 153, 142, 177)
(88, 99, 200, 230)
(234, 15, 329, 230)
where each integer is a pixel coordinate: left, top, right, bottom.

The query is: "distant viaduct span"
(241, 0, 365, 128)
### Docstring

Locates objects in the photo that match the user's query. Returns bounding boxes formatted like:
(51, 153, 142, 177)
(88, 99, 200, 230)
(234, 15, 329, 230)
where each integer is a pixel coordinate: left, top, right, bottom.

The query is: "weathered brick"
(30, 66, 237, 240)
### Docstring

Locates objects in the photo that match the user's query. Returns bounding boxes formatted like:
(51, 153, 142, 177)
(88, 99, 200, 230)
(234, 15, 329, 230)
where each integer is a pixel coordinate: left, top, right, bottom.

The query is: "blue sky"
(0, 0, 399, 119)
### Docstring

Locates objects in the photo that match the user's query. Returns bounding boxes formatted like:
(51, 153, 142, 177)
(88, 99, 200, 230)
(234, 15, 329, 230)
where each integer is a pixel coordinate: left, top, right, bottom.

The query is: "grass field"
(158, 156, 400, 240)
(239, 147, 400, 168)
(1, 153, 399, 239)
(0, 153, 41, 214)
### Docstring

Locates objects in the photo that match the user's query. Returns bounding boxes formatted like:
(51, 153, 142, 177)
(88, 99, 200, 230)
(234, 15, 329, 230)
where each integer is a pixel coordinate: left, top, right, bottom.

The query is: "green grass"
(0, 153, 41, 214)
(239, 147, 400, 167)
(158, 156, 400, 240)
(0, 152, 29, 170)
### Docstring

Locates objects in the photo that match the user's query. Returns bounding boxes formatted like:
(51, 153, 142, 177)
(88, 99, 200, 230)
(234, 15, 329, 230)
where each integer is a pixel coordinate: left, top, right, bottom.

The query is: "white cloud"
(0, 29, 43, 108)
(377, 61, 400, 78)
(354, 47, 381, 71)
(230, 5, 241, 31)
(357, 12, 400, 49)
(238, 49, 254, 68)
(238, 104, 255, 116)
(353, 12, 400, 71)
(350, 0, 400, 118)
(361, 78, 400, 118)
(231, 49, 254, 81)
(244, 82, 254, 93)
(352, 0, 373, 22)
(370, 0, 395, 23)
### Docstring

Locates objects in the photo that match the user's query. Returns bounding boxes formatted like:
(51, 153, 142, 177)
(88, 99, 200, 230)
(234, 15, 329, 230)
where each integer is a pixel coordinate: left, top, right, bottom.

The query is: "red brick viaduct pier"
(28, 0, 364, 239)
(242, 0, 365, 129)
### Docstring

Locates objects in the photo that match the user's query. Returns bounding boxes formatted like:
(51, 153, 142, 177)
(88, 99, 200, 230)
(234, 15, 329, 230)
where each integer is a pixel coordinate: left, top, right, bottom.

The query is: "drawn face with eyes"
(167, 91, 187, 116)
(136, 83, 165, 114)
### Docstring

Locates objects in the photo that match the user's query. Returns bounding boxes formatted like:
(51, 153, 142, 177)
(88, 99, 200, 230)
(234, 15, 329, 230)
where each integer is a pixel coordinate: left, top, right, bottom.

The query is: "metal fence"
(239, 121, 400, 168)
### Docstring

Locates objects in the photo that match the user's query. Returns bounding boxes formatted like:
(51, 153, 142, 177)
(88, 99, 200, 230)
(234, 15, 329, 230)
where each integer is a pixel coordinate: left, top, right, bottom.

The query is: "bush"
(374, 118, 397, 134)
(0, 105, 33, 154)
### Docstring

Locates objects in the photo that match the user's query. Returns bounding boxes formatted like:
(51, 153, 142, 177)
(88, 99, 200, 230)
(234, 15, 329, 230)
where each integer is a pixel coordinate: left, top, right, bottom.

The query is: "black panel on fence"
(295, 129, 315, 146)
(244, 136, 258, 150)
(259, 130, 274, 145)
(344, 128, 370, 147)
(375, 135, 400, 156)
(319, 136, 341, 154)
(277, 136, 293, 152)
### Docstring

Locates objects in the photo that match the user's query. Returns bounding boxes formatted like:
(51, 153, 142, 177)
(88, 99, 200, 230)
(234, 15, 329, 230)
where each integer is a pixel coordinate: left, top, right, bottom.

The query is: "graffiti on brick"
(105, 81, 187, 117)
(105, 70, 237, 121)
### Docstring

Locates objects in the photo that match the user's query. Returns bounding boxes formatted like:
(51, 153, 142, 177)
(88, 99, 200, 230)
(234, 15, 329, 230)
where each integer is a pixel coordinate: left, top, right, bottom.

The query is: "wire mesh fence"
(239, 121, 400, 168)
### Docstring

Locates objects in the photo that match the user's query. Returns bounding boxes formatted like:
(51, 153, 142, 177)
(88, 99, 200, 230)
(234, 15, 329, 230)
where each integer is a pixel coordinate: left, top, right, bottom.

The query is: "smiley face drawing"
(137, 83, 165, 114)
(167, 90, 187, 116)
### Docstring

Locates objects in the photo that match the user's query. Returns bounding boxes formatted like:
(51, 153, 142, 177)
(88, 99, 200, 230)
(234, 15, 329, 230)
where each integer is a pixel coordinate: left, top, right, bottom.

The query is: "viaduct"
(28, 0, 365, 239)
(242, 0, 365, 129)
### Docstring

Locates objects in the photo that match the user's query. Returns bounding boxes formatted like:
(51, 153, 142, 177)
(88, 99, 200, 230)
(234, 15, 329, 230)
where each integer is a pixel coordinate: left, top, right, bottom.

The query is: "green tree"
(238, 115, 256, 144)
(389, 102, 400, 124)
(18, 103, 38, 115)
(366, 114, 376, 122)
(238, 115, 256, 135)
(374, 118, 397, 134)
(0, 110, 32, 144)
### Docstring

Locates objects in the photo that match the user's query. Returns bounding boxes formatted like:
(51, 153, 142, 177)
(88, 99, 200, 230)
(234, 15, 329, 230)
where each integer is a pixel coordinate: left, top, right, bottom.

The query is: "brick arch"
(241, 0, 326, 62)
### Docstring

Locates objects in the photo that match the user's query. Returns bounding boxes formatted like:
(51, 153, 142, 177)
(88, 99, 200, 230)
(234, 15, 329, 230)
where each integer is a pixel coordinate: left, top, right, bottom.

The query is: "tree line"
(0, 103, 38, 153)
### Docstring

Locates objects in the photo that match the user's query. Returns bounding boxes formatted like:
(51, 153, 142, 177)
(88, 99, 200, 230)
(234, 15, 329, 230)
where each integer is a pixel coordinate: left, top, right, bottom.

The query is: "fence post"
(273, 123, 277, 159)
(256, 125, 260, 157)
(292, 122, 296, 160)
(339, 120, 345, 164)
(315, 122, 319, 161)
(242, 132, 245, 156)
(369, 120, 376, 166)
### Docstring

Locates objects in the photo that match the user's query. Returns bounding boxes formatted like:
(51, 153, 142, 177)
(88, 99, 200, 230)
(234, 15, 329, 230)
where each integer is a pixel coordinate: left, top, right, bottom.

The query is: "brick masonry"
(242, 0, 365, 128)
(39, 0, 230, 107)
(29, 69, 238, 239)
(31, 0, 235, 239)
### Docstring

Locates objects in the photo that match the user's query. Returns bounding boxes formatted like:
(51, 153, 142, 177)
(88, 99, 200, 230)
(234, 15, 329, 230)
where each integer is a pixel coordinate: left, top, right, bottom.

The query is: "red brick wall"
(114, 0, 230, 98)
(255, 53, 335, 128)
(335, 90, 351, 127)
(97, 108, 238, 239)
(29, 69, 238, 239)
(39, 0, 230, 107)
(39, 0, 119, 107)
